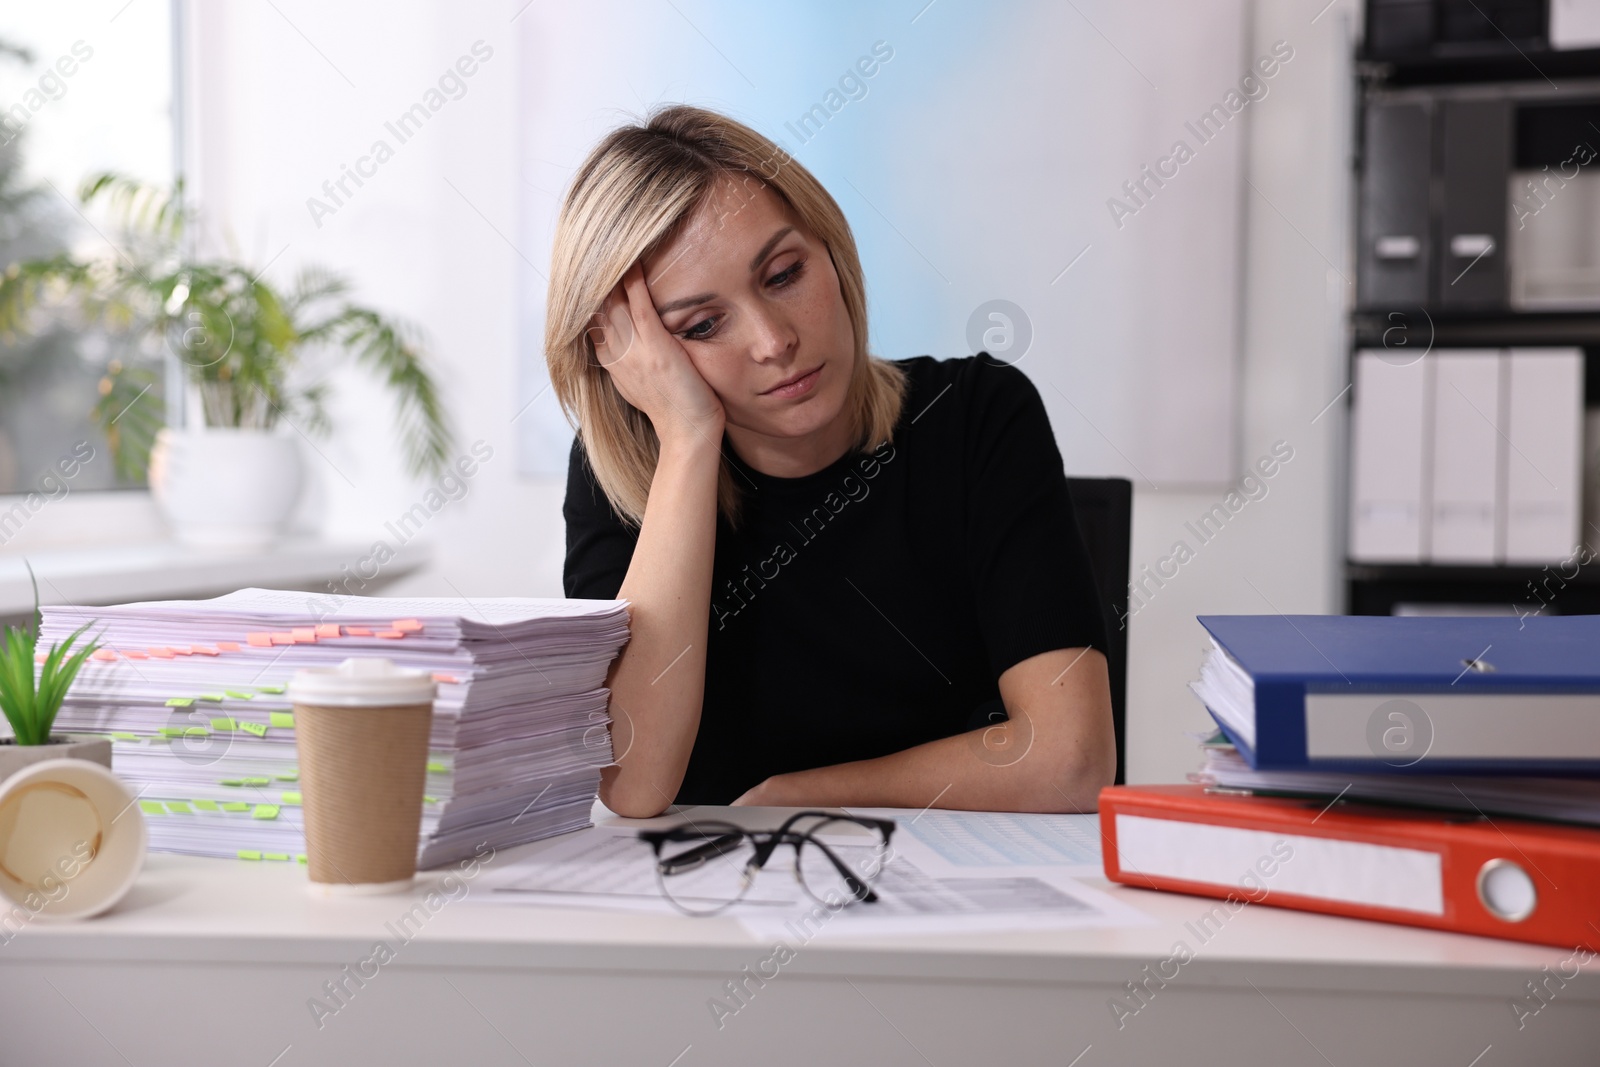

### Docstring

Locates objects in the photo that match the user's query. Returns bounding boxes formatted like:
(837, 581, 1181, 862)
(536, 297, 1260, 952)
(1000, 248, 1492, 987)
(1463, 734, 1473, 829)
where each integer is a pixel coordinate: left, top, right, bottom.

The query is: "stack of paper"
(39, 588, 630, 868)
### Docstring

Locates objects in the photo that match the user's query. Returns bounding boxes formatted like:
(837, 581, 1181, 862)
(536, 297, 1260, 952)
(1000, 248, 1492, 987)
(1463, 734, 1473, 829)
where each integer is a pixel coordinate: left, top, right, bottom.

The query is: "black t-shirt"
(562, 353, 1108, 804)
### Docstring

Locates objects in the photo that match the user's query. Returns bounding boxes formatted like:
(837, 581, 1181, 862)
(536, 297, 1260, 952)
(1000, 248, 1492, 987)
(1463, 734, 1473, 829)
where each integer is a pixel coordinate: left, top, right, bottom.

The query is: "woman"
(549, 104, 1113, 818)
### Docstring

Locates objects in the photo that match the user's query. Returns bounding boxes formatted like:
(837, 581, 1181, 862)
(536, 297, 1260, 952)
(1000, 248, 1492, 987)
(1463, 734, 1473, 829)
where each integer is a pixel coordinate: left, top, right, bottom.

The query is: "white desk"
(1, 806, 1595, 1067)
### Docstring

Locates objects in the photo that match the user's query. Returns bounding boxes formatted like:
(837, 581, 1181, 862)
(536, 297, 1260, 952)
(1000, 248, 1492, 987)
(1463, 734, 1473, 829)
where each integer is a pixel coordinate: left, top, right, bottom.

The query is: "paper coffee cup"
(0, 758, 147, 923)
(289, 658, 435, 895)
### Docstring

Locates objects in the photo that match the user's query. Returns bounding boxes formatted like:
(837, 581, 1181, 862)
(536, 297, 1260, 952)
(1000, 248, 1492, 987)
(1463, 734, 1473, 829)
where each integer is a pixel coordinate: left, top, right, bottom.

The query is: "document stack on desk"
(39, 588, 630, 868)
(1100, 613, 1600, 949)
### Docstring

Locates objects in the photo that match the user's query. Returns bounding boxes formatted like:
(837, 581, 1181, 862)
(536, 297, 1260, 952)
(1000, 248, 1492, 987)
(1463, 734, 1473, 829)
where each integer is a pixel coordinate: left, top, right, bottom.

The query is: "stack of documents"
(40, 588, 630, 867)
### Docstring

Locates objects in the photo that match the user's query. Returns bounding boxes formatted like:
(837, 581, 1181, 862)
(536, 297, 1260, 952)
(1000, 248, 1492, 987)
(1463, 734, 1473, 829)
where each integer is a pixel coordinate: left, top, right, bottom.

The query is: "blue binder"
(1194, 614, 1600, 774)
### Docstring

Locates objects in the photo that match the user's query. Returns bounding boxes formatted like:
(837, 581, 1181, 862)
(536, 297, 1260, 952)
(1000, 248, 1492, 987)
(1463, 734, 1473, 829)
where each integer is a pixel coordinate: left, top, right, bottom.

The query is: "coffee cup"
(288, 658, 436, 895)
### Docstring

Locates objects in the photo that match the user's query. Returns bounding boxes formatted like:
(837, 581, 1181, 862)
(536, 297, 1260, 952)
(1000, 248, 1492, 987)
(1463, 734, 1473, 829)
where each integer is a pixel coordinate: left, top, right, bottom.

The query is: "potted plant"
(0, 564, 107, 781)
(0, 173, 456, 547)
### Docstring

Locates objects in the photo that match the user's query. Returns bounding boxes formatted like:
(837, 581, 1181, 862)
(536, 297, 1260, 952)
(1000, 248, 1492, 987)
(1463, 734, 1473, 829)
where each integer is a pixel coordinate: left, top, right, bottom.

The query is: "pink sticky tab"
(346, 626, 373, 637)
(191, 645, 219, 656)
(171, 646, 193, 655)
(290, 627, 318, 643)
(432, 673, 458, 684)
(91, 649, 117, 662)
(315, 623, 342, 638)
(34, 652, 46, 664)
(375, 630, 405, 639)
(217, 641, 241, 652)
(123, 650, 149, 660)
(246, 633, 273, 647)
(269, 633, 295, 645)
(147, 648, 176, 659)
(391, 618, 424, 633)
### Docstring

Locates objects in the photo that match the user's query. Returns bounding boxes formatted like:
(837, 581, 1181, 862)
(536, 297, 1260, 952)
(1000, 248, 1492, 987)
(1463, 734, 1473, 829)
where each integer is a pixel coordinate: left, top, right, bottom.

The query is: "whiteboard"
(515, 0, 1250, 485)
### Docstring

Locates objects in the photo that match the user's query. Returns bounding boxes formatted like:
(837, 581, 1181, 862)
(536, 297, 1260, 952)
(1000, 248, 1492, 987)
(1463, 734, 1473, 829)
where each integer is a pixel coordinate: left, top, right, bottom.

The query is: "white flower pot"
(148, 427, 304, 549)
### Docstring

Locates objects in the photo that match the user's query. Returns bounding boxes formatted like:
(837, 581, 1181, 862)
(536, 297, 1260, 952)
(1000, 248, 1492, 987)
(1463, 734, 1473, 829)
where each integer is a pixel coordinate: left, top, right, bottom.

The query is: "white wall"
(187, 0, 1354, 786)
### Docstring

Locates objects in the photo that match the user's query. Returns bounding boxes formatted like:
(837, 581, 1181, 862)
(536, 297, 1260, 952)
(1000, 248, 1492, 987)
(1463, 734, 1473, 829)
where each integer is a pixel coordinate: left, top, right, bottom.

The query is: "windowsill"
(0, 539, 431, 618)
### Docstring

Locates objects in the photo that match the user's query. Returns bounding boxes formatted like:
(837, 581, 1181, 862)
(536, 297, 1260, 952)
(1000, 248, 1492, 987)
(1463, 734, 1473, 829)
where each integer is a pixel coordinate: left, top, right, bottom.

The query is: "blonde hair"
(545, 103, 907, 531)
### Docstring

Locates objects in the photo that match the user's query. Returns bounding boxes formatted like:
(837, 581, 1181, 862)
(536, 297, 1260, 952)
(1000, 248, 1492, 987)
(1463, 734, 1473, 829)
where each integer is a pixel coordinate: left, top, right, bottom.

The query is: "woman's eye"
(678, 261, 805, 341)
(770, 260, 804, 288)
(681, 317, 717, 341)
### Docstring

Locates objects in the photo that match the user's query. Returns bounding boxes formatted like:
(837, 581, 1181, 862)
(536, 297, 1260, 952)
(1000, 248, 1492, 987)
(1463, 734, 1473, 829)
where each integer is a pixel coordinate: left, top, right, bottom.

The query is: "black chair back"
(1066, 477, 1132, 785)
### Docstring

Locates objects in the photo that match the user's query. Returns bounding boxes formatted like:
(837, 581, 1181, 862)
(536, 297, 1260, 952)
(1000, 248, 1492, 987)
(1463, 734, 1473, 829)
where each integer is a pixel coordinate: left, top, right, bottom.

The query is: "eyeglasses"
(637, 811, 897, 916)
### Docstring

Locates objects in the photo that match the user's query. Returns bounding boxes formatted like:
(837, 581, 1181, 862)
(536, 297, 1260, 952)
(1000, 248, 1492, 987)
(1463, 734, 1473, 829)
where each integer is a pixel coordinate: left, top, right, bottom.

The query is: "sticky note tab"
(191, 644, 219, 656)
(345, 626, 373, 637)
(375, 629, 404, 639)
(112, 732, 139, 742)
(123, 650, 149, 660)
(165, 697, 195, 707)
(241, 777, 271, 787)
(157, 727, 183, 738)
(217, 641, 242, 653)
(269, 632, 295, 645)
(251, 804, 280, 820)
(224, 690, 254, 700)
(274, 770, 299, 781)
(269, 712, 295, 729)
(222, 802, 250, 812)
(432, 673, 458, 684)
(255, 684, 287, 695)
(239, 721, 268, 738)
(291, 627, 318, 643)
(425, 761, 447, 774)
(210, 717, 236, 732)
(246, 632, 273, 647)
(219, 779, 243, 787)
(315, 623, 342, 638)
(281, 792, 302, 805)
(139, 800, 165, 815)
(147, 647, 176, 659)
(91, 649, 117, 662)
(193, 799, 220, 812)
(264, 852, 290, 862)
(237, 850, 263, 861)
(392, 618, 424, 633)
(199, 693, 226, 703)
(297, 854, 308, 864)
(423, 795, 439, 804)
(171, 646, 193, 656)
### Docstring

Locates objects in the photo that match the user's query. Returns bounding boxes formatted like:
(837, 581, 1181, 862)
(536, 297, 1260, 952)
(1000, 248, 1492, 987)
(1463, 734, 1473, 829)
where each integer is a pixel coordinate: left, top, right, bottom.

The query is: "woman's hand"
(730, 775, 795, 807)
(588, 262, 726, 452)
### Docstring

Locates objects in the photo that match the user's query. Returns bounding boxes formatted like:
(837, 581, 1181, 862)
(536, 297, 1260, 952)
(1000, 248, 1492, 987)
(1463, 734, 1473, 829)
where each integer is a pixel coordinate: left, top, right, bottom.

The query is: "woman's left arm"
(732, 645, 1116, 813)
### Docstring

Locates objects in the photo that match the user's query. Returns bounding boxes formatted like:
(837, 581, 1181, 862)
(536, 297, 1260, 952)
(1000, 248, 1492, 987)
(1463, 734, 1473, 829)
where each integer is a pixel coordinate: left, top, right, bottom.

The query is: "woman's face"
(640, 175, 856, 448)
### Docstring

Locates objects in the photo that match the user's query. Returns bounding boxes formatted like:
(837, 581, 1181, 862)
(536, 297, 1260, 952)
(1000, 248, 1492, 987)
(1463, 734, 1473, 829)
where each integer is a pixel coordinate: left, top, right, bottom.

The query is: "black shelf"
(1347, 561, 1600, 616)
(1358, 47, 1600, 87)
(1350, 310, 1600, 348)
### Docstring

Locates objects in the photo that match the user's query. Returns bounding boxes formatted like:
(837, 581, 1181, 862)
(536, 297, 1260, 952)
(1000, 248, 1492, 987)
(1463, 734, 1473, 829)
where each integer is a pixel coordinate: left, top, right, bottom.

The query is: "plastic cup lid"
(0, 758, 148, 922)
(287, 657, 436, 708)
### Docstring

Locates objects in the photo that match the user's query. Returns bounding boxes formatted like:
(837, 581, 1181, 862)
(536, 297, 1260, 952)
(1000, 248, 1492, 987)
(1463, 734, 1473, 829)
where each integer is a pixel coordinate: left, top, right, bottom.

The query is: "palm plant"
(0, 564, 99, 747)
(0, 172, 454, 481)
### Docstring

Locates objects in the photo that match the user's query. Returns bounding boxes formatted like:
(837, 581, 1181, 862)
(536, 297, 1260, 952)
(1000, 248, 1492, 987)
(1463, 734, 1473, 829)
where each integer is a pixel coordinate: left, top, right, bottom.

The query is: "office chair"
(1066, 477, 1133, 786)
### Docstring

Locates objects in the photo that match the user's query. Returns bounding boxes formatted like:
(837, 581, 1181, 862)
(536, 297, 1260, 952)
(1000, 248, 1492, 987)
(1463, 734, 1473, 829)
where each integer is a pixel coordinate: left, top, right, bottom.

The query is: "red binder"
(1099, 784, 1600, 949)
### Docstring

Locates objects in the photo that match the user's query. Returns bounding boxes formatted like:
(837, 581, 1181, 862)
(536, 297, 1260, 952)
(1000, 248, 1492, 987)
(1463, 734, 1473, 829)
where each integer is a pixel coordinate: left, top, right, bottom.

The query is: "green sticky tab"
(221, 802, 250, 812)
(164, 801, 194, 814)
(138, 800, 165, 815)
(423, 795, 438, 804)
(210, 717, 237, 732)
(237, 850, 262, 861)
(297, 854, 308, 864)
(193, 799, 220, 811)
(264, 852, 290, 862)
(239, 721, 268, 738)
(225, 689, 254, 700)
(199, 693, 226, 702)
(269, 712, 295, 729)
(242, 776, 271, 787)
(157, 726, 183, 738)
(255, 684, 287, 694)
(425, 761, 448, 774)
(112, 732, 140, 742)
(219, 779, 243, 787)
(274, 771, 299, 782)
(165, 697, 194, 707)
(251, 804, 280, 820)
(281, 792, 302, 805)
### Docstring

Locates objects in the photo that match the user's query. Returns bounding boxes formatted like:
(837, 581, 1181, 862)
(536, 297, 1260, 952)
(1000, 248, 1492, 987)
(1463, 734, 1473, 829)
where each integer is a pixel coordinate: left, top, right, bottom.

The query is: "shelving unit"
(1345, 2, 1600, 616)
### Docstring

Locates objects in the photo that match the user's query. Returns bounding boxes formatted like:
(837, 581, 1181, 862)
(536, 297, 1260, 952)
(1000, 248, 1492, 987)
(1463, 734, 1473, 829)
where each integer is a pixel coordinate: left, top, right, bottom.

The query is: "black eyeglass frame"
(637, 810, 897, 915)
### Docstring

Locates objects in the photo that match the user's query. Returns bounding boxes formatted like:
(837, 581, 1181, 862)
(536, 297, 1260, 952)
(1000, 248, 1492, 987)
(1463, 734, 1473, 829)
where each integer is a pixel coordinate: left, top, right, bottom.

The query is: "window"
(0, 2, 175, 502)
